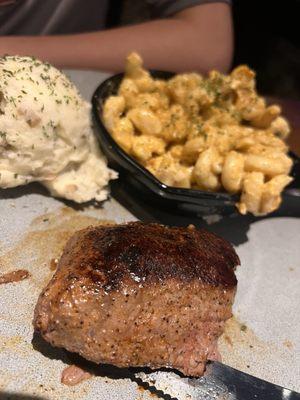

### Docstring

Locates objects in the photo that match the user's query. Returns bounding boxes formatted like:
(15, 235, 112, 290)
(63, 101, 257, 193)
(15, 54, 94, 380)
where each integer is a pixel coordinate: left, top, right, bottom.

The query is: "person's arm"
(0, 3, 233, 73)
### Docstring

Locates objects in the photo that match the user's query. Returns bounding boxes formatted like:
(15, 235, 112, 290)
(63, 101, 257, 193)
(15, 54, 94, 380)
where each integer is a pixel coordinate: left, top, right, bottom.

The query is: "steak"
(33, 222, 239, 376)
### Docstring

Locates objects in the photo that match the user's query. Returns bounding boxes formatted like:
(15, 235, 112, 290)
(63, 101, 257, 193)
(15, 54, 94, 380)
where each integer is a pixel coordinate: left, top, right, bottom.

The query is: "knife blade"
(186, 361, 300, 400)
(133, 362, 300, 400)
(207, 362, 300, 400)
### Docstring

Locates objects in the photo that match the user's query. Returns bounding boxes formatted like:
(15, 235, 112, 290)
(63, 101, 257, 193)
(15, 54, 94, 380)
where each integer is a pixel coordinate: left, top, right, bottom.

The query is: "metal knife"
(133, 361, 300, 400)
(207, 362, 300, 400)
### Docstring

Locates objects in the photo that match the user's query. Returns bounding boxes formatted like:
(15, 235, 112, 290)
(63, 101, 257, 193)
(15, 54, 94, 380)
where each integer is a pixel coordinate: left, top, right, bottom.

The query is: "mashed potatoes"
(0, 55, 117, 202)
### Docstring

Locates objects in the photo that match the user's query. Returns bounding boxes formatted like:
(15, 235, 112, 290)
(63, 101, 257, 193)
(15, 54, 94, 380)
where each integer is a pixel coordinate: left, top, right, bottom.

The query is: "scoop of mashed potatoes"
(0, 55, 117, 202)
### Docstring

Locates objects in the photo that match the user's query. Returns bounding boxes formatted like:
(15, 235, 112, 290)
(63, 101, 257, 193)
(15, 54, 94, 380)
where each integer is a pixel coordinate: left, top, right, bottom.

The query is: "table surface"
(0, 69, 299, 400)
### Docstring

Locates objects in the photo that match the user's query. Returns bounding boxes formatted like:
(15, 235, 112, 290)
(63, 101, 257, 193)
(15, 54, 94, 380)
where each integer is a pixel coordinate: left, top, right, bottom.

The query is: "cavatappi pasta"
(103, 52, 293, 215)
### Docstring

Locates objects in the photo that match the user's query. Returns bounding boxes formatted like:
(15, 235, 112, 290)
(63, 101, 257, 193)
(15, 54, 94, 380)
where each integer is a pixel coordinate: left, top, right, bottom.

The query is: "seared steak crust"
(34, 222, 239, 376)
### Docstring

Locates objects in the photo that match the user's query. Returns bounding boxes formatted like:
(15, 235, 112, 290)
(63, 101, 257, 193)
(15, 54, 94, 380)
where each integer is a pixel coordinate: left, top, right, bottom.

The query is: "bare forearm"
(0, 4, 232, 73)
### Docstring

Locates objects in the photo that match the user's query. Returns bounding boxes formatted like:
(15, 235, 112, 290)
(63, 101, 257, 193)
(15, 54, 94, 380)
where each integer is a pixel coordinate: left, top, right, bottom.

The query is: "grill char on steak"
(34, 222, 239, 376)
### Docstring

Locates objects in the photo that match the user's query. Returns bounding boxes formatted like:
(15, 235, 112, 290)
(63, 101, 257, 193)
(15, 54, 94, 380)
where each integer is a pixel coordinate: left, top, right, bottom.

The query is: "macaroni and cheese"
(103, 52, 293, 215)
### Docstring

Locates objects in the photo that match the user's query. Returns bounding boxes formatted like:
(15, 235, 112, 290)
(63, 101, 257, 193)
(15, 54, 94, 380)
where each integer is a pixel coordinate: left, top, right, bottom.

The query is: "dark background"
(233, 0, 300, 100)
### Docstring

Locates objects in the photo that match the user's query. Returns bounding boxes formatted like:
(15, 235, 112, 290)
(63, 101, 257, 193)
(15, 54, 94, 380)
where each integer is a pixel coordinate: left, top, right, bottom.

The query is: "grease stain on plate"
(219, 317, 294, 381)
(0, 335, 23, 351)
(0, 206, 113, 290)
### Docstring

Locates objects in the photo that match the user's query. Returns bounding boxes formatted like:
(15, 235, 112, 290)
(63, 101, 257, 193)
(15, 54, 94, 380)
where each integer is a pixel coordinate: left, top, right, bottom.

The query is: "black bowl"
(91, 71, 299, 216)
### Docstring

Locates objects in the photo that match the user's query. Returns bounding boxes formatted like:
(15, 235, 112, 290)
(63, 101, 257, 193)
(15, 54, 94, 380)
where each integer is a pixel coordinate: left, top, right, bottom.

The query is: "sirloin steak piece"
(33, 222, 239, 376)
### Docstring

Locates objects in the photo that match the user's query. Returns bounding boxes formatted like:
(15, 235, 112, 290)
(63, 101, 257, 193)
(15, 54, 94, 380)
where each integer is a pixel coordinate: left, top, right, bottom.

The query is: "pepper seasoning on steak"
(33, 222, 239, 376)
